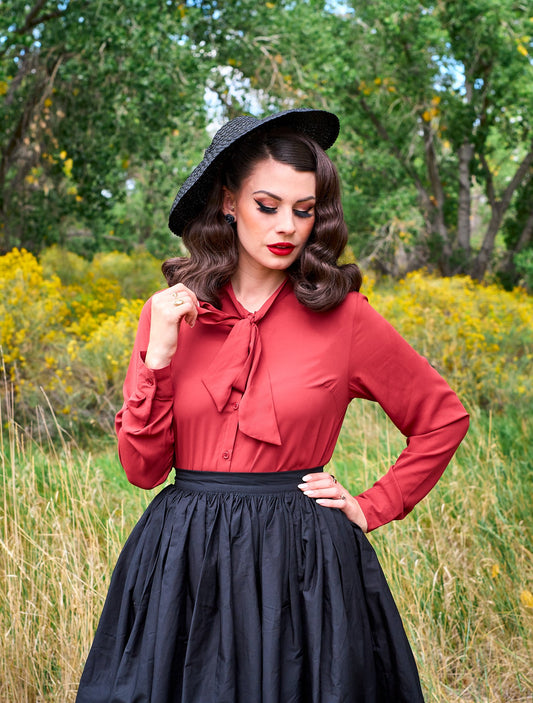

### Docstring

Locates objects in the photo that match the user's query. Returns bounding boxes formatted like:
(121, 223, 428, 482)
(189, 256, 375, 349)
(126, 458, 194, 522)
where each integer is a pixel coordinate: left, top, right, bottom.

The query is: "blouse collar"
(197, 279, 290, 445)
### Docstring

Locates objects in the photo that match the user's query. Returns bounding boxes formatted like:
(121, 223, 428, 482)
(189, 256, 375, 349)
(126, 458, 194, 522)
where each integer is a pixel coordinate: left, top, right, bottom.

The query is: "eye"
(255, 200, 277, 214)
(294, 208, 314, 219)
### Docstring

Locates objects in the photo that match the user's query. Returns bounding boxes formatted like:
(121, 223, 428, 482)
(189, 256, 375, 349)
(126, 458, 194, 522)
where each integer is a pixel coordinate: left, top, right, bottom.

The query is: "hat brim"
(168, 108, 340, 236)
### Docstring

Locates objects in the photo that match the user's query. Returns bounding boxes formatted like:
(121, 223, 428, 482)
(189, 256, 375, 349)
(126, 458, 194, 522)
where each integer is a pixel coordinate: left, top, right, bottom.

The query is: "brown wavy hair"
(162, 127, 361, 310)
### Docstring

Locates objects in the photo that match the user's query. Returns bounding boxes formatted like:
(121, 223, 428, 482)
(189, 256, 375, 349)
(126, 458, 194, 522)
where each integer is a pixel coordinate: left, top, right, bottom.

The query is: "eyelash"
(255, 200, 314, 219)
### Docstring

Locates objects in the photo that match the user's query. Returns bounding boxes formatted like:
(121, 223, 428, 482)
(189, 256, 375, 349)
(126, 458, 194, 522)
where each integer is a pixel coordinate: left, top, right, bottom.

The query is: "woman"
(77, 108, 469, 702)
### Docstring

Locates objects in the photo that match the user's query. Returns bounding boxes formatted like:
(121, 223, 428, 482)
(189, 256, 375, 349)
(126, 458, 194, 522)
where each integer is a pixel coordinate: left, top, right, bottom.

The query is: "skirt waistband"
(174, 467, 324, 494)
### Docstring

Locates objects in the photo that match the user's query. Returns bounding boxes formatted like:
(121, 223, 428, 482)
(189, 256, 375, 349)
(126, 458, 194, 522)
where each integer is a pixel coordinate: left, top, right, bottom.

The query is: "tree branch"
(513, 207, 533, 253)
(0, 55, 65, 201)
(355, 93, 431, 210)
(473, 144, 533, 279)
(14, 0, 66, 36)
(501, 143, 533, 211)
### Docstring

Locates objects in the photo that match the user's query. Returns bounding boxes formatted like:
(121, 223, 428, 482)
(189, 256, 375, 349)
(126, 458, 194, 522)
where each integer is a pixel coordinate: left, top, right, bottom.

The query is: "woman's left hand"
(298, 472, 368, 533)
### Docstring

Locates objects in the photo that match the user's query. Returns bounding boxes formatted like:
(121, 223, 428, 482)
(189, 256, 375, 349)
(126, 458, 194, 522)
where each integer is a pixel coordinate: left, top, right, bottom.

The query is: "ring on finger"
(331, 475, 337, 484)
(339, 494, 346, 501)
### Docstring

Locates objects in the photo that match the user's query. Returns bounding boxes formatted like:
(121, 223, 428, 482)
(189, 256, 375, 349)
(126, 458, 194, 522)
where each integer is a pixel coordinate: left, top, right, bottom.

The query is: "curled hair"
(162, 128, 361, 310)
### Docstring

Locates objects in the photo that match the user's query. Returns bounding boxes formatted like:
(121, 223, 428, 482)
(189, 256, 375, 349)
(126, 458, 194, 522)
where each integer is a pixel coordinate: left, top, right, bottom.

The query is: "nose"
(275, 207, 296, 235)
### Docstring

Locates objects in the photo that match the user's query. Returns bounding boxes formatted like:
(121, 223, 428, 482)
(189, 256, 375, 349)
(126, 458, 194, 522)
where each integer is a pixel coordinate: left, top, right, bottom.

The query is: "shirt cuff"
(355, 468, 405, 531)
(137, 351, 174, 400)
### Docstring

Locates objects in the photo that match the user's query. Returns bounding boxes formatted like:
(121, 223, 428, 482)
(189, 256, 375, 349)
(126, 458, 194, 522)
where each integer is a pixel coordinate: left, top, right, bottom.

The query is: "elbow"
(446, 403, 469, 453)
(457, 406, 470, 441)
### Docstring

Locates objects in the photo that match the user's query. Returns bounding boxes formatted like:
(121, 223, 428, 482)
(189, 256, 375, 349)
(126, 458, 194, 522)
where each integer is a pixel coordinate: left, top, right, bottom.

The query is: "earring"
(224, 213, 236, 224)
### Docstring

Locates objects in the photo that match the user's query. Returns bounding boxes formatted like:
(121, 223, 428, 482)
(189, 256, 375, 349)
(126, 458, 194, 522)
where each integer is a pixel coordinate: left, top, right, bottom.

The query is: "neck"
(231, 269, 287, 312)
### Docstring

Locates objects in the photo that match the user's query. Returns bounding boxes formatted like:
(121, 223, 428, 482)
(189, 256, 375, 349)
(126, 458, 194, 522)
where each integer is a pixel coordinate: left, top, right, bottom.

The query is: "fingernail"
(303, 490, 314, 496)
(315, 499, 326, 505)
(301, 475, 312, 482)
(297, 483, 307, 489)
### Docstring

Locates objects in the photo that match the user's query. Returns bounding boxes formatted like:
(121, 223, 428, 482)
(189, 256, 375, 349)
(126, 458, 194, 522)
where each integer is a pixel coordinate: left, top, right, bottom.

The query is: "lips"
(267, 243, 296, 256)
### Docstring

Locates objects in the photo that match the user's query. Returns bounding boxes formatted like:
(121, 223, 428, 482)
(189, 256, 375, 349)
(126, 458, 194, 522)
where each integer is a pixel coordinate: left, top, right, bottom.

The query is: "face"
(224, 158, 316, 278)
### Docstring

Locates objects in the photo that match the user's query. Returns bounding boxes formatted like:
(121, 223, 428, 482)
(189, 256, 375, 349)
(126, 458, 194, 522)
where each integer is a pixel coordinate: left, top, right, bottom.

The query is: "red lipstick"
(267, 243, 296, 256)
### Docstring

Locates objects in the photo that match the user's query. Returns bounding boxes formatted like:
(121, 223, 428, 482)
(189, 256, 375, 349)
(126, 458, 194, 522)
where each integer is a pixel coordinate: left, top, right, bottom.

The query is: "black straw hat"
(168, 108, 340, 236)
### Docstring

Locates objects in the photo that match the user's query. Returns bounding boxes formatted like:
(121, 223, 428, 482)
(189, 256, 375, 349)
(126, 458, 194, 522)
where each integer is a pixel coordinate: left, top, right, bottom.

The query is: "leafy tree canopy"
(0, 0, 210, 255)
(1, 0, 532, 283)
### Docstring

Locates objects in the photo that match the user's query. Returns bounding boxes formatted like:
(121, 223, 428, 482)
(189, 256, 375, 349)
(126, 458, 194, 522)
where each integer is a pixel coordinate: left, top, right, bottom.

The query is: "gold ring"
(331, 475, 337, 484)
(173, 299, 184, 306)
(340, 495, 346, 501)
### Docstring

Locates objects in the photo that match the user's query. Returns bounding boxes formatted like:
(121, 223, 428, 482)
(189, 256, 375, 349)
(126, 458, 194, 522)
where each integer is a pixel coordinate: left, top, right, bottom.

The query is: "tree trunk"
(0, 55, 64, 213)
(423, 122, 452, 274)
(473, 143, 533, 280)
(456, 140, 474, 263)
(472, 203, 503, 280)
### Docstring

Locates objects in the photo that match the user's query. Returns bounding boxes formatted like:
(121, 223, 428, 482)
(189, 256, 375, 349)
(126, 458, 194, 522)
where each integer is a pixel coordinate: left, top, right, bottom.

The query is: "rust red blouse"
(116, 280, 469, 531)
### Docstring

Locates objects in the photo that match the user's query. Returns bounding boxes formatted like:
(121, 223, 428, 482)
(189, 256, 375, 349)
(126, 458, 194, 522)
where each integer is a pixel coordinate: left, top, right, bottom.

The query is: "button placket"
(213, 390, 242, 469)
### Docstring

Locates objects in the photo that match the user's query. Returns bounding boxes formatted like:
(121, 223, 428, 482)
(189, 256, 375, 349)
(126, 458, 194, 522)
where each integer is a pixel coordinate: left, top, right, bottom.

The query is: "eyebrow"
(253, 190, 316, 203)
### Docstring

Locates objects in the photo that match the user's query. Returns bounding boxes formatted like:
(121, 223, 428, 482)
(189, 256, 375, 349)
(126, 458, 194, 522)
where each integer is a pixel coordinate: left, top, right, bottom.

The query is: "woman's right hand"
(145, 283, 199, 369)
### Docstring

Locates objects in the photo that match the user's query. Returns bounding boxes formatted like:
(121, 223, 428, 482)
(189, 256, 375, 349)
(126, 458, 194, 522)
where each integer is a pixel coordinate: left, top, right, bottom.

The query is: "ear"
(222, 187, 236, 215)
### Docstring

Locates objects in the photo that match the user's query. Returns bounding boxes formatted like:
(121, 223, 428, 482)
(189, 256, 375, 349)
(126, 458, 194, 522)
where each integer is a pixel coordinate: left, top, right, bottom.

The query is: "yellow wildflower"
(520, 590, 533, 608)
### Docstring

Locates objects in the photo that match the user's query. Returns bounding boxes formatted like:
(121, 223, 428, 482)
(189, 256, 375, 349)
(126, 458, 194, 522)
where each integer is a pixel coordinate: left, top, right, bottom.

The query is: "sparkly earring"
(224, 213, 236, 225)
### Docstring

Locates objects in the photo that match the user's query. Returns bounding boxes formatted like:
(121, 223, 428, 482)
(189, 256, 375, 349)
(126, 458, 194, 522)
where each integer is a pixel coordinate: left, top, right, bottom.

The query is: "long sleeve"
(348, 295, 469, 531)
(115, 298, 176, 488)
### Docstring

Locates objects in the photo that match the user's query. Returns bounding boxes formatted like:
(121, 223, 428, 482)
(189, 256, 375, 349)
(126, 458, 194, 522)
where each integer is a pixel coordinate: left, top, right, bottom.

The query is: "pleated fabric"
(77, 469, 425, 703)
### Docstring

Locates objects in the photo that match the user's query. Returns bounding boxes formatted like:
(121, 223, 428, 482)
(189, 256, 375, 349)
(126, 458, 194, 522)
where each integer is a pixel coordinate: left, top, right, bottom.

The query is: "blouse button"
(146, 377, 154, 386)
(222, 451, 230, 460)
(232, 402, 239, 410)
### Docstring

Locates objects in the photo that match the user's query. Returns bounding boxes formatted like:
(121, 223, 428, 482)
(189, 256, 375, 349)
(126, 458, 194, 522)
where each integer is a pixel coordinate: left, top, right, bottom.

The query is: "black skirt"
(77, 469, 424, 703)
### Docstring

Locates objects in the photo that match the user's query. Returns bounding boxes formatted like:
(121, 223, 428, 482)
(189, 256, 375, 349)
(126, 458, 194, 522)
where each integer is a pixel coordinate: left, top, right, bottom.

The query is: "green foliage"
(0, 0, 209, 254)
(514, 249, 533, 292)
(314, 0, 533, 276)
(1, 1, 533, 280)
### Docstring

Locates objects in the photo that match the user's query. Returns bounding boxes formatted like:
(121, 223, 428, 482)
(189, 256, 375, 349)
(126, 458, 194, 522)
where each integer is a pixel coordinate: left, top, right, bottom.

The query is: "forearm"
(356, 410, 469, 531)
(115, 347, 176, 488)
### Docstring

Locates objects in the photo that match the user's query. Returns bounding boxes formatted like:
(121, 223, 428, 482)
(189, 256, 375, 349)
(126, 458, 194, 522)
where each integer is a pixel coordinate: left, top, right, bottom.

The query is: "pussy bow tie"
(198, 283, 288, 446)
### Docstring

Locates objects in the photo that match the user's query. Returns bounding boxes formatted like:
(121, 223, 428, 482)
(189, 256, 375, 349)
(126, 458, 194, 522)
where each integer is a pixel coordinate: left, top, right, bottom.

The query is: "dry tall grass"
(1, 394, 531, 701)
(333, 401, 533, 702)
(0, 400, 154, 702)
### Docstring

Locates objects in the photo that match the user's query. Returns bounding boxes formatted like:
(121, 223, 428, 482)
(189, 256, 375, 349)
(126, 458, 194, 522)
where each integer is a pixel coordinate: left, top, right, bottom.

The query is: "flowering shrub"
(41, 245, 165, 300)
(65, 298, 144, 432)
(1, 250, 531, 438)
(0, 249, 71, 413)
(371, 271, 533, 409)
(0, 248, 159, 438)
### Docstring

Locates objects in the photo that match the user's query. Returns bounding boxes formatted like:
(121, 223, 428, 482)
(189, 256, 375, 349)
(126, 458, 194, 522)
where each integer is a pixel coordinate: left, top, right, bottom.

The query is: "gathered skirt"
(76, 468, 425, 703)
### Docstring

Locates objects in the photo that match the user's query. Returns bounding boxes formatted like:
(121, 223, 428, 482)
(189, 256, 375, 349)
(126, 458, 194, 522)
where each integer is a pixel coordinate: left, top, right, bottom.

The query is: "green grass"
(1, 398, 532, 701)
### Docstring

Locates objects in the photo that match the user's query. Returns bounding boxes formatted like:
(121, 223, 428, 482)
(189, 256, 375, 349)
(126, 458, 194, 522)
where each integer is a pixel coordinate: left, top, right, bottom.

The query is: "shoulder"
(318, 289, 371, 322)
